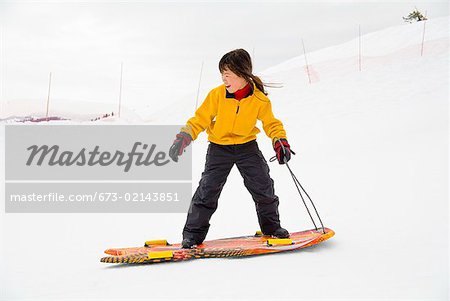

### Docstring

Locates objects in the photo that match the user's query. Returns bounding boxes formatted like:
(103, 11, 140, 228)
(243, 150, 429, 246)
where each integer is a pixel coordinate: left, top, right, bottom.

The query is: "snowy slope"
(1, 17, 448, 300)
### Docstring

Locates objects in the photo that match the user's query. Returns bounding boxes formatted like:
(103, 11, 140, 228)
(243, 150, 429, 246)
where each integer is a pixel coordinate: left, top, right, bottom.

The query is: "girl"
(169, 49, 292, 249)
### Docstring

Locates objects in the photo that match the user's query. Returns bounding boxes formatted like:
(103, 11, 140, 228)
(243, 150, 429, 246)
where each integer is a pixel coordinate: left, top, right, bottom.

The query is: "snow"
(1, 17, 449, 301)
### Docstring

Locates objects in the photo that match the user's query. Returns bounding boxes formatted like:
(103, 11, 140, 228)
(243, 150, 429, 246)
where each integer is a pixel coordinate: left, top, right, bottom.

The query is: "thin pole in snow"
(302, 38, 312, 84)
(195, 61, 204, 111)
(118, 62, 123, 118)
(45, 72, 52, 121)
(420, 11, 428, 56)
(358, 24, 362, 71)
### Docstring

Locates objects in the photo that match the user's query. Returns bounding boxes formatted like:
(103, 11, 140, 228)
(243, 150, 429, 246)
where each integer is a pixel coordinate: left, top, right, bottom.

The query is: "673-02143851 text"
(9, 192, 181, 202)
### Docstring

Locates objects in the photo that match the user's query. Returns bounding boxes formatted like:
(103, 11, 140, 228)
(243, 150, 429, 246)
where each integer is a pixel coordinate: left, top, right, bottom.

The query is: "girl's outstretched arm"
(181, 91, 218, 140)
(258, 100, 287, 144)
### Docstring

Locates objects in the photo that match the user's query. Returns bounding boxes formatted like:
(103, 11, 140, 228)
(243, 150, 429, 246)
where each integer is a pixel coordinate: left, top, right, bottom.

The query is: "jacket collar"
(225, 83, 254, 99)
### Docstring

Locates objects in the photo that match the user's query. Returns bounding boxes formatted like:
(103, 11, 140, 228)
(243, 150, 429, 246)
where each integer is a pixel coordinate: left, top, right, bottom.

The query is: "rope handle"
(271, 138, 326, 234)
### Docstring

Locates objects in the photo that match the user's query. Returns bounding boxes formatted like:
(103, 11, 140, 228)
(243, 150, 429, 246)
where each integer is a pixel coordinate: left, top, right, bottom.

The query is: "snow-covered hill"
(1, 17, 448, 300)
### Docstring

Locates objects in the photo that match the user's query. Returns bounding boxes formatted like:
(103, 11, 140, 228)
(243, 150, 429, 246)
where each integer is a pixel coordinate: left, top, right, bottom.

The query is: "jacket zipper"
(231, 101, 240, 144)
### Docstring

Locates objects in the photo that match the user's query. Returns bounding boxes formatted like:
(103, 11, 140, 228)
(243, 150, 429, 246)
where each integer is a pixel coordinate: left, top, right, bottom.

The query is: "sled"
(100, 227, 334, 264)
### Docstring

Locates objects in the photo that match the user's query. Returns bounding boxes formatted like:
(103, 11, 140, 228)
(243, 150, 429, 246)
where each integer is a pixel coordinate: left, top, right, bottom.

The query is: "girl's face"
(221, 68, 248, 93)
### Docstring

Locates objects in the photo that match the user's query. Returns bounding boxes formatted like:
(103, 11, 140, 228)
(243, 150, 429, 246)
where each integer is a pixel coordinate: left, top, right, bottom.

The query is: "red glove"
(273, 138, 291, 164)
(169, 132, 192, 162)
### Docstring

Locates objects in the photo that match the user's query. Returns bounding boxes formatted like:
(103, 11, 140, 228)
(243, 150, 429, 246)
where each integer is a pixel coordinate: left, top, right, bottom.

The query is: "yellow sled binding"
(267, 238, 293, 246)
(144, 239, 169, 247)
(147, 250, 174, 260)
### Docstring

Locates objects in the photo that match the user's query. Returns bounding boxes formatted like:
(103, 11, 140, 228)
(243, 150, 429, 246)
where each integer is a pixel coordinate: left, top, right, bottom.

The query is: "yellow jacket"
(181, 84, 287, 145)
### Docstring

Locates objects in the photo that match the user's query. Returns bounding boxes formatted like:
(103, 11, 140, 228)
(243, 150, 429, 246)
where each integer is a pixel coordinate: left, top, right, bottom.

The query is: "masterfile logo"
(4, 125, 192, 213)
(26, 142, 171, 172)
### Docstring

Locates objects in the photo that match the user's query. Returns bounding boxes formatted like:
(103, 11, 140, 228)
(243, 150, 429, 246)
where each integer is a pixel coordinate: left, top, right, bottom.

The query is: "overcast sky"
(0, 1, 448, 115)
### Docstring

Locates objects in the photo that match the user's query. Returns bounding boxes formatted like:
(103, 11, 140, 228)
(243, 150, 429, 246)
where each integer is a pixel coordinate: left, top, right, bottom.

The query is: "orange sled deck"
(100, 228, 335, 264)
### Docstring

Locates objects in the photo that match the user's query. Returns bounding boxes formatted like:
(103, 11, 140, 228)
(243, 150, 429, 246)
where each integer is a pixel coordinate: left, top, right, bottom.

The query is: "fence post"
(45, 72, 52, 121)
(359, 24, 362, 71)
(195, 61, 204, 111)
(420, 11, 428, 56)
(118, 62, 123, 118)
(302, 38, 312, 84)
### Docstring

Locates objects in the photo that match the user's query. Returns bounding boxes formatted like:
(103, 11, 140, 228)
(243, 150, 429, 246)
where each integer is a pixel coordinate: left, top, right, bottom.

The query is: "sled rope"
(270, 139, 326, 234)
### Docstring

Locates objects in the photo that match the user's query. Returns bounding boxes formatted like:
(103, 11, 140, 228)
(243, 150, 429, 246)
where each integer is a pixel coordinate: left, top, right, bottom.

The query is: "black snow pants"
(183, 139, 281, 244)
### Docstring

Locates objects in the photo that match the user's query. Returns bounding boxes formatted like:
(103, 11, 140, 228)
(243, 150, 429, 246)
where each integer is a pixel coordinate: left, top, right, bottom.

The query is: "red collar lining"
(233, 83, 252, 100)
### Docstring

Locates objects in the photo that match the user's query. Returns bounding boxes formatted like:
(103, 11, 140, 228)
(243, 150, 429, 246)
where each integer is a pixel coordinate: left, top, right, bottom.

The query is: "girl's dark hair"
(219, 48, 268, 95)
